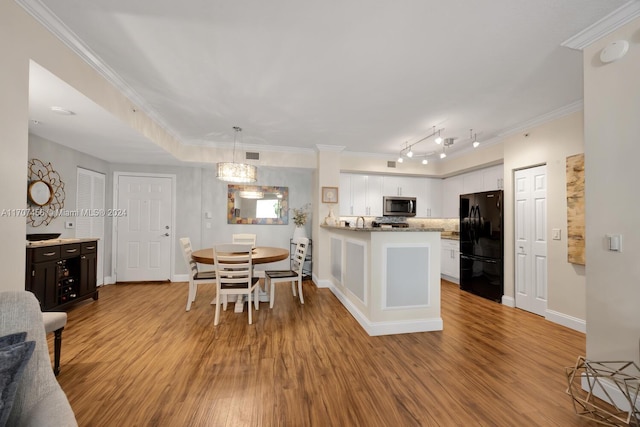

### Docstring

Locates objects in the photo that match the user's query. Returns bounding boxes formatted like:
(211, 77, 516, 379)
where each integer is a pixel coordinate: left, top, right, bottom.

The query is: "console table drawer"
(60, 243, 81, 259)
(81, 242, 97, 254)
(31, 246, 60, 263)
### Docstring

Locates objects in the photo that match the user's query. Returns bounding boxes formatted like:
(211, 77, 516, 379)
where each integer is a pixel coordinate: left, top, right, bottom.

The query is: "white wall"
(583, 17, 640, 363)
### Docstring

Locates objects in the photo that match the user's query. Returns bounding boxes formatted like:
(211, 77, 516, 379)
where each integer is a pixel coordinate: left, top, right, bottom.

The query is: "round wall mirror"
(28, 180, 54, 206)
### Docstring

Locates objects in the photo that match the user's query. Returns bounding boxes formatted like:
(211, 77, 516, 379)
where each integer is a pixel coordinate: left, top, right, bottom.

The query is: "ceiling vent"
(245, 152, 260, 160)
(387, 160, 397, 168)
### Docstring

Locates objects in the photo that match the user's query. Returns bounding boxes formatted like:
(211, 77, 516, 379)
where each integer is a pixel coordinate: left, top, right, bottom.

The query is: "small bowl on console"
(26, 233, 62, 242)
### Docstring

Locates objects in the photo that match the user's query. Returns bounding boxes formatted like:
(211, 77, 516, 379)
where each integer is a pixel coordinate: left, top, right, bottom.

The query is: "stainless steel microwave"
(383, 196, 416, 217)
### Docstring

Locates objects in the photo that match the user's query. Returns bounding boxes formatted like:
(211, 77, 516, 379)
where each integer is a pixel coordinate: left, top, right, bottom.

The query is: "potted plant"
(291, 203, 311, 242)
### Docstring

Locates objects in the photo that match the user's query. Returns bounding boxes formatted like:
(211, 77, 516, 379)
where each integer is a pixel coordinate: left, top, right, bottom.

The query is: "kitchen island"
(321, 225, 443, 336)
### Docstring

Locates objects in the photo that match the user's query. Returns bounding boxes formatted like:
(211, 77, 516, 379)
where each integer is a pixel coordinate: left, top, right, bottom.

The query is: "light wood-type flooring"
(50, 279, 600, 426)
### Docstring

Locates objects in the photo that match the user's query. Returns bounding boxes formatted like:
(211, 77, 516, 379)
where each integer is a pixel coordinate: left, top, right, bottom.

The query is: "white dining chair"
(213, 243, 260, 325)
(180, 237, 217, 311)
(232, 233, 267, 288)
(231, 233, 256, 247)
(265, 237, 309, 309)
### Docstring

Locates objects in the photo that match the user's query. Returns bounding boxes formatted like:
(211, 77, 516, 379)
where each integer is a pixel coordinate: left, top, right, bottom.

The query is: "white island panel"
(384, 244, 429, 308)
(322, 225, 443, 335)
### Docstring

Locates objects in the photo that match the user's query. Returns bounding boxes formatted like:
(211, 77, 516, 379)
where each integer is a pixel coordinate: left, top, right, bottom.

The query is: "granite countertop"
(441, 232, 460, 240)
(26, 237, 99, 247)
(321, 225, 444, 232)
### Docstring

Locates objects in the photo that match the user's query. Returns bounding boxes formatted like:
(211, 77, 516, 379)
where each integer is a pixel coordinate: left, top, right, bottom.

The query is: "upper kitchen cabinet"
(339, 174, 383, 216)
(482, 164, 504, 191)
(442, 175, 463, 218)
(462, 165, 504, 194)
(383, 176, 441, 218)
(383, 176, 422, 198)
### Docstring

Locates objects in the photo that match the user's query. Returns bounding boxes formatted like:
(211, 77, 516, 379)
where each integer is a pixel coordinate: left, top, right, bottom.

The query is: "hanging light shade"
(217, 162, 257, 183)
(216, 126, 258, 183)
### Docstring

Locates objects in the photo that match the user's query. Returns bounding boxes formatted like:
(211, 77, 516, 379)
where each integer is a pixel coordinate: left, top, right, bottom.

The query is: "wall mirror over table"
(227, 185, 289, 224)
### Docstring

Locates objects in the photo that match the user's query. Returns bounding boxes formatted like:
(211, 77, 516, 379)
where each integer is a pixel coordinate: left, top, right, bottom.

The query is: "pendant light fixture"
(216, 126, 257, 183)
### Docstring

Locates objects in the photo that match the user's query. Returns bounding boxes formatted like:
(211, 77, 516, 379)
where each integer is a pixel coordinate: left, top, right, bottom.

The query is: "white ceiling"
(22, 0, 631, 165)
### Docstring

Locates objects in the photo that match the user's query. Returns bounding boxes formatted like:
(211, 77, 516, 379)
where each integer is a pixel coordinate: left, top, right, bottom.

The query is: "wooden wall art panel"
(566, 154, 585, 265)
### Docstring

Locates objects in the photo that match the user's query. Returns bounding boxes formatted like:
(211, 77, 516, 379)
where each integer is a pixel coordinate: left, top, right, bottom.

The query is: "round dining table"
(191, 246, 289, 265)
(192, 246, 289, 313)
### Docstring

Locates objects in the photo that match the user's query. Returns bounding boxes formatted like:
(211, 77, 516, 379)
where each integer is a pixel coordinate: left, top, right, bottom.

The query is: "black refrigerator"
(459, 190, 504, 302)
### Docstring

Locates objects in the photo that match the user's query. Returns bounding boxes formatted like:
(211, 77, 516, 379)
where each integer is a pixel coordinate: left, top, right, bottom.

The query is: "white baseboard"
(546, 309, 586, 333)
(501, 295, 515, 307)
(172, 273, 189, 282)
(581, 372, 640, 414)
(441, 274, 459, 285)
(103, 276, 116, 285)
(329, 285, 443, 336)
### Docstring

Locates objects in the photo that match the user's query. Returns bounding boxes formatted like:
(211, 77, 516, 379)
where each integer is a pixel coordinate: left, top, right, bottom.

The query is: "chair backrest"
(179, 237, 199, 278)
(213, 244, 254, 289)
(232, 233, 257, 248)
(291, 237, 309, 275)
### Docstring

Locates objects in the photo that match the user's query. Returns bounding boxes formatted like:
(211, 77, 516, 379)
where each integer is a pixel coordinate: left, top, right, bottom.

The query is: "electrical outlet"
(65, 221, 75, 229)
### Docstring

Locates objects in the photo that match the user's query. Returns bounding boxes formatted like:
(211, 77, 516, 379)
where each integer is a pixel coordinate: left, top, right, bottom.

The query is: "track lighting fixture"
(434, 127, 443, 145)
(395, 127, 444, 165)
(470, 129, 480, 148)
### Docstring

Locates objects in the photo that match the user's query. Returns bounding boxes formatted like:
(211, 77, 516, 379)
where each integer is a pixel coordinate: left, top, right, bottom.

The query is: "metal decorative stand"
(565, 356, 640, 426)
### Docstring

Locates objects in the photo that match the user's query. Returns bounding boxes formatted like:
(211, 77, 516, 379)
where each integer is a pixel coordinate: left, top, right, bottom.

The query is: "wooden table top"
(191, 246, 289, 265)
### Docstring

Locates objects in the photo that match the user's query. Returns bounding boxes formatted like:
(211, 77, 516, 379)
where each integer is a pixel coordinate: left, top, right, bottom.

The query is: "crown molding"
(16, 0, 184, 142)
(315, 144, 346, 152)
(562, 0, 640, 50)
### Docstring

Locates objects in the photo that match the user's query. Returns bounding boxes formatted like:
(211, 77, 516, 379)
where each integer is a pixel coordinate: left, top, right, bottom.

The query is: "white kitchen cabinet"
(421, 178, 442, 217)
(441, 239, 460, 282)
(339, 173, 383, 216)
(462, 170, 484, 194)
(482, 164, 504, 191)
(441, 175, 463, 218)
(383, 176, 442, 218)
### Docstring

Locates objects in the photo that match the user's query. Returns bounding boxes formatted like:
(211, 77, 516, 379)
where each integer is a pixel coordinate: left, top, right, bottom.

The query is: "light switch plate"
(606, 234, 622, 252)
(552, 228, 561, 240)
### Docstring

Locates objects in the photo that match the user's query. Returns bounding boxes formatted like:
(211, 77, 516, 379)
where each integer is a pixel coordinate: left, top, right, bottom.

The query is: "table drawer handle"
(43, 251, 56, 257)
(65, 248, 78, 253)
(85, 246, 96, 250)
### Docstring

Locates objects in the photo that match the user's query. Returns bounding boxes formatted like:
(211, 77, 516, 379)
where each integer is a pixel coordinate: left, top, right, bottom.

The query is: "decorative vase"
(292, 225, 307, 243)
(324, 206, 336, 226)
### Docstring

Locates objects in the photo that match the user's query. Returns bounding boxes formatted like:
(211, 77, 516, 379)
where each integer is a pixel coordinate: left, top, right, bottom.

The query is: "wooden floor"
(50, 279, 599, 427)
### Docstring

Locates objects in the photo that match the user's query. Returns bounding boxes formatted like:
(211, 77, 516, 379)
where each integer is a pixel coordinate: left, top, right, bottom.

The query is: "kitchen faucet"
(356, 216, 365, 228)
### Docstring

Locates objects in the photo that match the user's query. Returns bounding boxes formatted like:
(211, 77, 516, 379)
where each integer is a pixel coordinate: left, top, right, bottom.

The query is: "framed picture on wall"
(322, 187, 338, 203)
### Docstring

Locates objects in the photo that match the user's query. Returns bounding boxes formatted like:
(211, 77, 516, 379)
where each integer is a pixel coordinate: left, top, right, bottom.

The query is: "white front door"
(514, 165, 547, 316)
(115, 174, 174, 282)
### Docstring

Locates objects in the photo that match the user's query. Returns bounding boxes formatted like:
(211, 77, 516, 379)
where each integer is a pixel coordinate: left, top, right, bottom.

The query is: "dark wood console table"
(26, 239, 99, 311)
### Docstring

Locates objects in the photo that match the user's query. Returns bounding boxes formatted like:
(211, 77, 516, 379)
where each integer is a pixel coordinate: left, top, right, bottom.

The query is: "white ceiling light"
(216, 126, 258, 183)
(434, 128, 443, 144)
(397, 156, 404, 163)
(422, 158, 428, 165)
(439, 150, 447, 159)
(406, 149, 413, 158)
(50, 106, 75, 115)
(470, 129, 480, 148)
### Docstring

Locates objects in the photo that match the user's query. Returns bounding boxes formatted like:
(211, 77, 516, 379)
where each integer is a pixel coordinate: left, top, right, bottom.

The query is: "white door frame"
(111, 172, 177, 283)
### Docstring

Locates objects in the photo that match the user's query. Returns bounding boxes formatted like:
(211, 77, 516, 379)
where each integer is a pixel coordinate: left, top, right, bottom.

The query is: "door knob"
(164, 233, 169, 237)
(165, 225, 170, 229)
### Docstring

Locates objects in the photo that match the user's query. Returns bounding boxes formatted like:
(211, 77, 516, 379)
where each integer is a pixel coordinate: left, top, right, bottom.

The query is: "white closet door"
(514, 165, 547, 316)
(76, 167, 105, 285)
